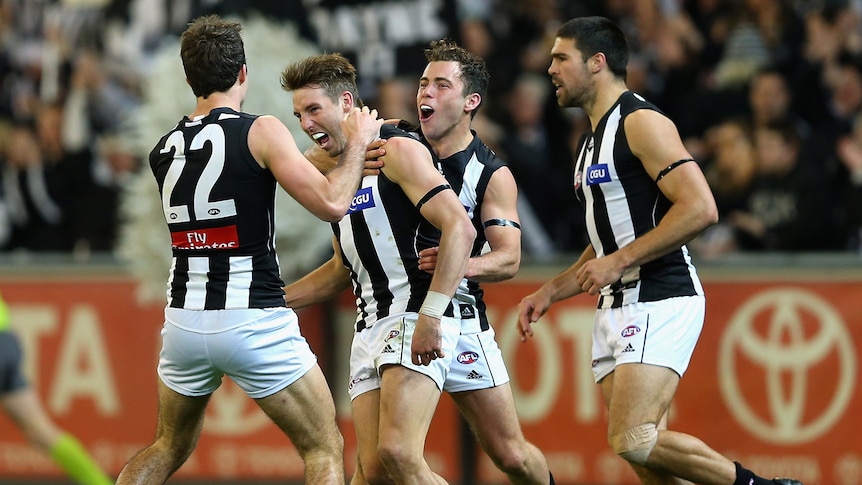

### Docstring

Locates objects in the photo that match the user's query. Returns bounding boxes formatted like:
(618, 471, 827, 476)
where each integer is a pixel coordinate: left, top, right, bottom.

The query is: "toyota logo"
(719, 288, 856, 444)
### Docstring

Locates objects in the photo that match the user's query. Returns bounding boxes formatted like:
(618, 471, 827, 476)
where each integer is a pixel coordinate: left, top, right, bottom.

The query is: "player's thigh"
(255, 364, 340, 454)
(153, 379, 210, 448)
(601, 363, 679, 436)
(450, 383, 526, 451)
(378, 365, 441, 448)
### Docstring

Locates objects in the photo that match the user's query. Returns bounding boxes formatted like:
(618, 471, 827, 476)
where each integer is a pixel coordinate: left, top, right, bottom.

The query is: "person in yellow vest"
(0, 293, 113, 485)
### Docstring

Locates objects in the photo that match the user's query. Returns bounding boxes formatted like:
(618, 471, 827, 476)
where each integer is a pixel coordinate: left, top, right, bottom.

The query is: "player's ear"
(465, 93, 481, 113)
(341, 91, 355, 113)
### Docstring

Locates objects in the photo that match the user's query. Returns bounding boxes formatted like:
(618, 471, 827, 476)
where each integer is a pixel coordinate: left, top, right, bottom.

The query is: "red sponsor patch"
(171, 225, 239, 250)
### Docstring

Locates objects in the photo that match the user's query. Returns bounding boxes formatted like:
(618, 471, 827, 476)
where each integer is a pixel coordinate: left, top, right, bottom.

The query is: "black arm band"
(483, 218, 521, 230)
(416, 184, 451, 211)
(655, 158, 695, 182)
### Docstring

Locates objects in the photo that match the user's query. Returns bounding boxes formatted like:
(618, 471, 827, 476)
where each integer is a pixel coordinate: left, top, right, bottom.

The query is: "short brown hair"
(280, 53, 361, 105)
(180, 15, 246, 98)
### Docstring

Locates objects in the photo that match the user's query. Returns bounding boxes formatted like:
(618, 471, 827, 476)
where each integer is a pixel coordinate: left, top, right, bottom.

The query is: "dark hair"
(280, 53, 361, 105)
(424, 38, 489, 116)
(180, 15, 246, 99)
(556, 17, 628, 80)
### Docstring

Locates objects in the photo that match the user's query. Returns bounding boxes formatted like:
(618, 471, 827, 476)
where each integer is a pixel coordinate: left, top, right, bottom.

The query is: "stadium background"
(0, 0, 861, 484)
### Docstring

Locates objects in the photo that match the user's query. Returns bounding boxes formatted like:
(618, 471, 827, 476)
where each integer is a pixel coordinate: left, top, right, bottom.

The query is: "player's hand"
(576, 256, 622, 295)
(517, 290, 551, 342)
(412, 315, 445, 366)
(342, 106, 383, 146)
(417, 246, 440, 274)
(364, 138, 386, 176)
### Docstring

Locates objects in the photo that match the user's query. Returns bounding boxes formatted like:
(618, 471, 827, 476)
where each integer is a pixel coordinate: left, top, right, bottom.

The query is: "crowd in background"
(0, 0, 860, 260)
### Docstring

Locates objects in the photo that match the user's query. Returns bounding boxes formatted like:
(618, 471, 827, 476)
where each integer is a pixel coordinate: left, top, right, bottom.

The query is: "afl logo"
(457, 351, 479, 364)
(621, 325, 640, 338)
(385, 330, 400, 342)
(208, 208, 220, 216)
(574, 172, 582, 191)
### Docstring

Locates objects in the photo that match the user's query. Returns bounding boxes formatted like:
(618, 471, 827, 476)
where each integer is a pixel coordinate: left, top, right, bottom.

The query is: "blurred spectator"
(748, 65, 810, 137)
(0, 0, 859, 257)
(729, 119, 841, 251)
(72, 133, 140, 255)
(835, 111, 862, 251)
(1, 118, 74, 252)
(690, 118, 757, 258)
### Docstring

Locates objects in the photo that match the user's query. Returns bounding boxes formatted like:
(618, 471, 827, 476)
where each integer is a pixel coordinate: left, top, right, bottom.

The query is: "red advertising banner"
(0, 275, 462, 482)
(474, 277, 862, 485)
(0, 270, 860, 484)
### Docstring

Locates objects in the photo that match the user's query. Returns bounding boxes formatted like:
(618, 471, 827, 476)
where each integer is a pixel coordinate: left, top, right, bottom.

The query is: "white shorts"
(347, 312, 460, 401)
(443, 326, 510, 393)
(591, 295, 704, 383)
(158, 307, 317, 399)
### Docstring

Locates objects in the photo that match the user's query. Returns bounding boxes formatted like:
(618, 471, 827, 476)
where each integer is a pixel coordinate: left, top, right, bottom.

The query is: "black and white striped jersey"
(572, 91, 704, 309)
(335, 124, 440, 332)
(149, 107, 286, 310)
(433, 132, 505, 333)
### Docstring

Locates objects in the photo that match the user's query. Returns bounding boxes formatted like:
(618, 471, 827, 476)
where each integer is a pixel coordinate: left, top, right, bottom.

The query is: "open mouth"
(312, 132, 330, 147)
(419, 104, 434, 121)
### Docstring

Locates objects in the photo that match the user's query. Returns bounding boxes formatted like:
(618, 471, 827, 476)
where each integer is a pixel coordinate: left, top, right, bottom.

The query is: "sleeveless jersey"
(428, 131, 505, 334)
(149, 107, 286, 310)
(572, 91, 703, 309)
(336, 124, 441, 331)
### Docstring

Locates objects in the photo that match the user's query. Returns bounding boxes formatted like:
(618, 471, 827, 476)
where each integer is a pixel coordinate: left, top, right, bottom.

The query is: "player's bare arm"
(284, 236, 351, 309)
(618, 109, 718, 265)
(575, 109, 719, 294)
(418, 166, 521, 282)
(250, 108, 382, 221)
(382, 136, 475, 365)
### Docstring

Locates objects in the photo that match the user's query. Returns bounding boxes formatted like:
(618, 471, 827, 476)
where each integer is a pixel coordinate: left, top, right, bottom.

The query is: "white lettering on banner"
(556, 307, 601, 420)
(211, 444, 305, 478)
(8, 305, 57, 383)
(50, 305, 119, 414)
(0, 442, 55, 473)
(719, 288, 856, 444)
(835, 453, 862, 485)
(204, 381, 269, 436)
(494, 306, 598, 423)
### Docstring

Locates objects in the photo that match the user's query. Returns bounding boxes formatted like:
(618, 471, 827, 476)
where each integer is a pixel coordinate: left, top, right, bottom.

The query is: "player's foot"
(773, 478, 803, 485)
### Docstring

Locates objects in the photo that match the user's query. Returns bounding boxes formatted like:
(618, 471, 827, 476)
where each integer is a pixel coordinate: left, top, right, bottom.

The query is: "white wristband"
(419, 291, 450, 319)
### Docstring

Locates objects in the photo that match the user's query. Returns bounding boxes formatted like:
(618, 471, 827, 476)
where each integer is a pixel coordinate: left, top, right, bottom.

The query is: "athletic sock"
(50, 433, 113, 485)
(734, 461, 779, 485)
(549, 470, 556, 485)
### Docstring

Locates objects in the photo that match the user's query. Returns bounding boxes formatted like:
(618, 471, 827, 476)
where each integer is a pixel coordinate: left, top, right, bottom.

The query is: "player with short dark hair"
(517, 16, 802, 485)
(114, 15, 382, 485)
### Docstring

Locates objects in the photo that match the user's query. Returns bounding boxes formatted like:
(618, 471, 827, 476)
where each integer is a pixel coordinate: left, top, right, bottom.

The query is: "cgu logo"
(457, 351, 479, 364)
(348, 187, 375, 214)
(586, 163, 611, 185)
(621, 325, 640, 338)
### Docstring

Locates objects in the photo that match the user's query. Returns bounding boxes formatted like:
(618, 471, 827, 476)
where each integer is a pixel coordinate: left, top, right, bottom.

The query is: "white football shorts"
(591, 295, 705, 382)
(443, 326, 510, 393)
(347, 312, 460, 401)
(158, 306, 317, 399)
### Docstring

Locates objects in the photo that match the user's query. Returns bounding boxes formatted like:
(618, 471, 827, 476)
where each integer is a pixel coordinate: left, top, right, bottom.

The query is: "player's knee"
(487, 442, 531, 478)
(609, 423, 658, 466)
